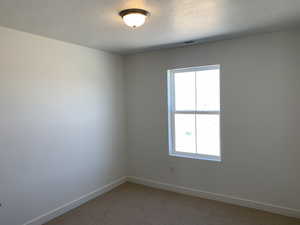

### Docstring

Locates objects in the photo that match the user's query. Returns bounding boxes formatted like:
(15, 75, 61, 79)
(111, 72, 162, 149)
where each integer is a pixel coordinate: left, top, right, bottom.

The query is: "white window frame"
(167, 65, 221, 162)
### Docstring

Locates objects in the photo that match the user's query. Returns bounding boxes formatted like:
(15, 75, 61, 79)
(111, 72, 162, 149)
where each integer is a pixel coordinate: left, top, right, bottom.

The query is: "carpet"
(45, 182, 300, 225)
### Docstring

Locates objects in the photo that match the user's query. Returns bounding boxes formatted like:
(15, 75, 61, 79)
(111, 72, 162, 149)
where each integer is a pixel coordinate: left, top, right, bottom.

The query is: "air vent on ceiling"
(183, 40, 196, 45)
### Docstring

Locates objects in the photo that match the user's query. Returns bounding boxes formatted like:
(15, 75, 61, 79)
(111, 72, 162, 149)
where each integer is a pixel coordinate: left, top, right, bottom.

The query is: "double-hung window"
(167, 65, 221, 161)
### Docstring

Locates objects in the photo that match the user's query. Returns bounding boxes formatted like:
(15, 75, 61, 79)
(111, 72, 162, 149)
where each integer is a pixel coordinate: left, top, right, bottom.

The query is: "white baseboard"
(127, 176, 300, 219)
(22, 175, 300, 225)
(23, 176, 127, 225)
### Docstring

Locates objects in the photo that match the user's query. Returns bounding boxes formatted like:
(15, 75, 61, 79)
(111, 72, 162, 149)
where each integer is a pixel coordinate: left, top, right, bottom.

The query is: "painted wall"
(0, 26, 126, 225)
(124, 30, 300, 211)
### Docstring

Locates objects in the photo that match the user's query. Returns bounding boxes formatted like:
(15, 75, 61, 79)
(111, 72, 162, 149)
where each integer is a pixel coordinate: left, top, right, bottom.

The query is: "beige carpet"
(45, 182, 300, 225)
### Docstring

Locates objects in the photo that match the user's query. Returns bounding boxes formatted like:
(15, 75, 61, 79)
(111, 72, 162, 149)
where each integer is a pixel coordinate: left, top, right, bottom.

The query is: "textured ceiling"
(0, 0, 299, 54)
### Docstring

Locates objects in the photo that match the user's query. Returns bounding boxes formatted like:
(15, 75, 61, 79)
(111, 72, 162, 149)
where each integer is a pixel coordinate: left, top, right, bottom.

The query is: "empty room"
(0, 1, 300, 225)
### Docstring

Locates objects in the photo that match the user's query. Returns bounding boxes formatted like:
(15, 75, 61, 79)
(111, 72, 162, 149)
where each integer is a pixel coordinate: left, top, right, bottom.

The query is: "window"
(167, 65, 221, 161)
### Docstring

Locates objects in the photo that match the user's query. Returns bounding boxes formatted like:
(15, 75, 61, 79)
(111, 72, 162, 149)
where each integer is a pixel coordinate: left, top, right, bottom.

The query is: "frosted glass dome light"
(119, 9, 150, 28)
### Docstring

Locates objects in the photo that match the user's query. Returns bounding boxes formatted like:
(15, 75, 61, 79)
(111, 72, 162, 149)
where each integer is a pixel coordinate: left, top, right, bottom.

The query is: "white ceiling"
(0, 0, 299, 54)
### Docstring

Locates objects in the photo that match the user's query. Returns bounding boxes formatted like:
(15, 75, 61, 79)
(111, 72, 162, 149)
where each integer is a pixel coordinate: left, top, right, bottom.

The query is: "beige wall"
(1, 25, 300, 225)
(124, 30, 300, 211)
(0, 26, 126, 225)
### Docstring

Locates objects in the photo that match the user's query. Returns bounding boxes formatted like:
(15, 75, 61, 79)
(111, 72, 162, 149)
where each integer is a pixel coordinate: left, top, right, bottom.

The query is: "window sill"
(169, 152, 221, 162)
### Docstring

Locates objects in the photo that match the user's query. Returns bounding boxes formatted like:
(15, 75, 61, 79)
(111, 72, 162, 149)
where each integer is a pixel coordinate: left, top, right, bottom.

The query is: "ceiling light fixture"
(119, 8, 150, 28)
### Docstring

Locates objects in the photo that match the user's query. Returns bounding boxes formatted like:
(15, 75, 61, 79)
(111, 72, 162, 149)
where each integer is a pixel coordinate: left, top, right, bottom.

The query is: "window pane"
(175, 114, 196, 153)
(196, 69, 220, 111)
(196, 114, 220, 156)
(174, 72, 195, 111)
